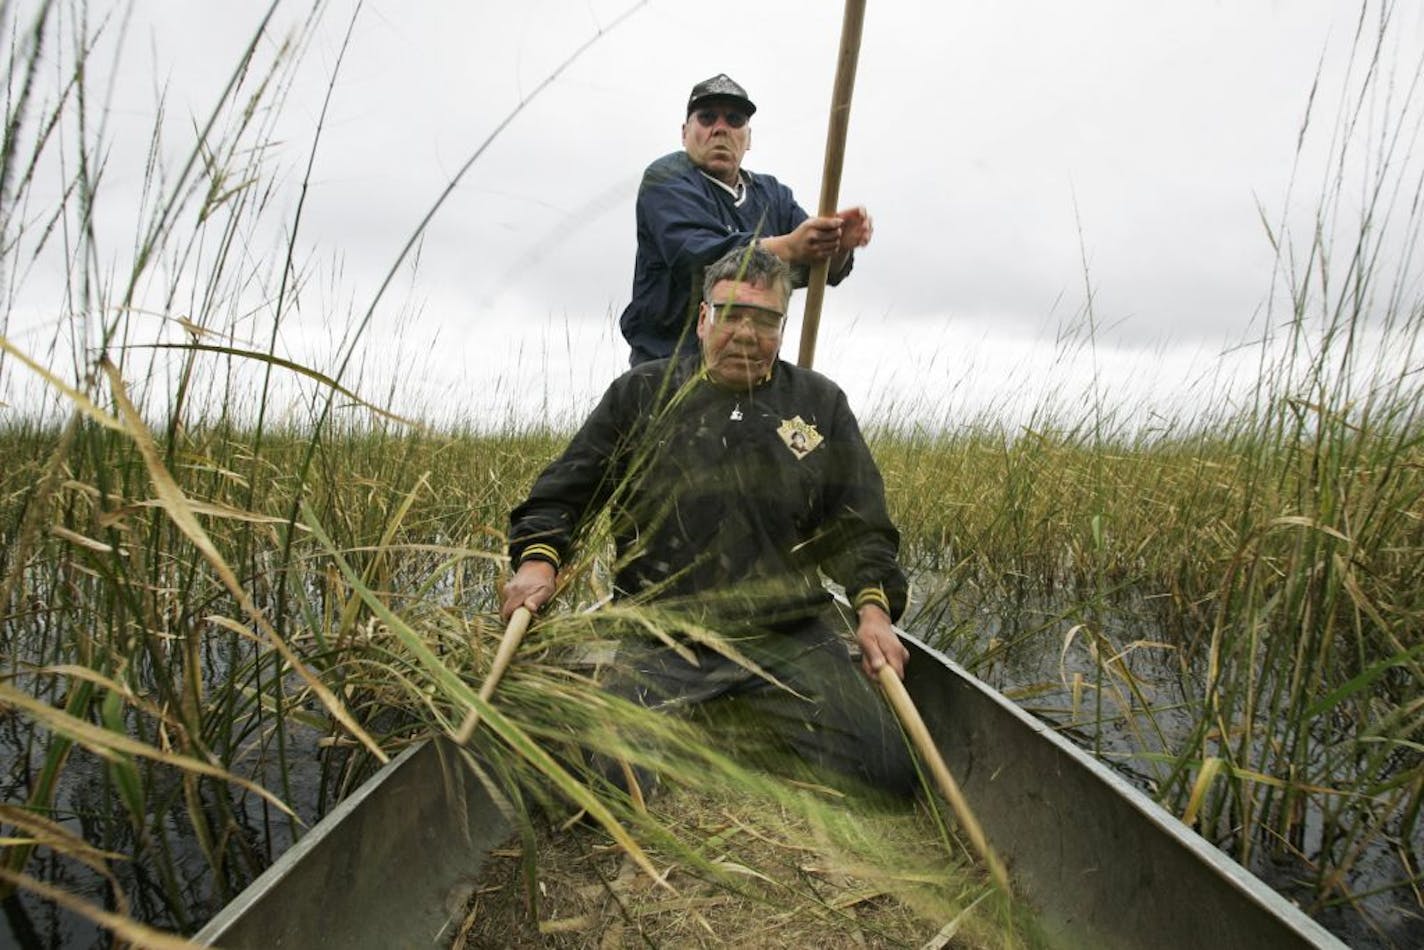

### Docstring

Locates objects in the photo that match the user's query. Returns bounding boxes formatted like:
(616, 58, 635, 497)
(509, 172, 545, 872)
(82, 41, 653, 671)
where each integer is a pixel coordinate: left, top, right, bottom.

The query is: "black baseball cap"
(686, 74, 756, 117)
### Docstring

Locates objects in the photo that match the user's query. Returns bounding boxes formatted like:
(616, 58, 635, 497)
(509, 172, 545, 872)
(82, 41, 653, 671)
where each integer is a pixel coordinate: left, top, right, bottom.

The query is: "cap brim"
(687, 94, 756, 117)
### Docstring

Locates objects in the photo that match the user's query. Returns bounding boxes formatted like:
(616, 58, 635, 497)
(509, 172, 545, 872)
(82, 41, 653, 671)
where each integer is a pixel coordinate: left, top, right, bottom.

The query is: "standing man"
(505, 244, 913, 798)
(619, 74, 874, 366)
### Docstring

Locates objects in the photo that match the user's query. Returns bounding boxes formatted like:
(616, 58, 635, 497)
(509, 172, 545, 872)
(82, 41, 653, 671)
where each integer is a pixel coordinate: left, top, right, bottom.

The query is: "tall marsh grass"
(2, 0, 1422, 946)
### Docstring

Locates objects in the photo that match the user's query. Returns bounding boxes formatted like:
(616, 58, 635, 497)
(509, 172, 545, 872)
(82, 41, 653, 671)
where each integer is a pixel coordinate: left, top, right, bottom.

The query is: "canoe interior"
(196, 633, 1345, 949)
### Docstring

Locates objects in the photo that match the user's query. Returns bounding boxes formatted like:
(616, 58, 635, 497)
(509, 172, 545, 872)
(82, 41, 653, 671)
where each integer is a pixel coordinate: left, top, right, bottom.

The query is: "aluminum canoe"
(195, 634, 1344, 949)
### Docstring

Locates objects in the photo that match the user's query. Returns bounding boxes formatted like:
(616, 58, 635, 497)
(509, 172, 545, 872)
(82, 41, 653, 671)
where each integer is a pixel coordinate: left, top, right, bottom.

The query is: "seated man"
(503, 244, 912, 798)
(619, 73, 873, 365)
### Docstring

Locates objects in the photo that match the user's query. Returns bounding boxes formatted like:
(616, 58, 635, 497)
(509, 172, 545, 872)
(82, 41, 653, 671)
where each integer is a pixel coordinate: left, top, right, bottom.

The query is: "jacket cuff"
(519, 544, 561, 569)
(852, 584, 890, 616)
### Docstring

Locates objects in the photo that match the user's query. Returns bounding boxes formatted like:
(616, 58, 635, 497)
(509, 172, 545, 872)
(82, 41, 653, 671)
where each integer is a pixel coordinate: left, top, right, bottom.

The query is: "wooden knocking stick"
(454, 605, 532, 745)
(877, 664, 1012, 892)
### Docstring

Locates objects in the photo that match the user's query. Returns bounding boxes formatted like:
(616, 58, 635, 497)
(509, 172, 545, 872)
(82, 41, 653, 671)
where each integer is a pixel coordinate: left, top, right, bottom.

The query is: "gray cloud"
(7, 0, 1422, 425)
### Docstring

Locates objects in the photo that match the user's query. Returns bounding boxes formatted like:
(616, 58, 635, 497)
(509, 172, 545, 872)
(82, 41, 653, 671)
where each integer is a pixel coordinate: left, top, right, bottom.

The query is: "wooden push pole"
(797, 0, 867, 368)
(798, 0, 1011, 893)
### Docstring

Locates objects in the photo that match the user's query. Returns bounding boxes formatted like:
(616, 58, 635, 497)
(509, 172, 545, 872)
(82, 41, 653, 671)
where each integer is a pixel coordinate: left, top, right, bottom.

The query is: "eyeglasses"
(710, 302, 784, 336)
(692, 107, 749, 129)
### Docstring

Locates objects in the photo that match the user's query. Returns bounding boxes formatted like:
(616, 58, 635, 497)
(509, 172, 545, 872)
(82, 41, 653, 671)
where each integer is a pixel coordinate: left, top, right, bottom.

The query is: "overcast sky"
(6, 0, 1424, 430)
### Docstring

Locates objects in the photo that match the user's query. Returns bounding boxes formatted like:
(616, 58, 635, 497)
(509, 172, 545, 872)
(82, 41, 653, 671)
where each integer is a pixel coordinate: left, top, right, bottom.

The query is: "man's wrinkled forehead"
(708, 278, 784, 307)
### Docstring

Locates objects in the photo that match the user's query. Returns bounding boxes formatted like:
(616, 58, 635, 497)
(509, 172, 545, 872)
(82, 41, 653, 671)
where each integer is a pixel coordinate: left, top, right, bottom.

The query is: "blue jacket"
(618, 152, 851, 364)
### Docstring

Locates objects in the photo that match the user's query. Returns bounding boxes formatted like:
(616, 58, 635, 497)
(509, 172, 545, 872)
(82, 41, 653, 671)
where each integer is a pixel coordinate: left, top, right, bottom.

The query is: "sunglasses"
(710, 302, 784, 335)
(692, 107, 749, 129)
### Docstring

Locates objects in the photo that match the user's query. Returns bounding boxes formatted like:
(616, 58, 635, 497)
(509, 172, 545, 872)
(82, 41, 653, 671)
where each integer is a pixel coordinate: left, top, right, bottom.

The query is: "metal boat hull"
(195, 739, 510, 948)
(900, 637, 1339, 948)
(196, 634, 1343, 948)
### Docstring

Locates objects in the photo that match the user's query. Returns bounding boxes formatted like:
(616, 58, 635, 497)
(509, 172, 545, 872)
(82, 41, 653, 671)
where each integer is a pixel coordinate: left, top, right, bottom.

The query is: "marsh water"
(944, 590, 1422, 948)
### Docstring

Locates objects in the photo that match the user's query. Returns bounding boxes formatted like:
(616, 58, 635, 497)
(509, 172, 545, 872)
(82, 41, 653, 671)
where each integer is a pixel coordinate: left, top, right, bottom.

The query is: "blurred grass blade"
(140, 341, 423, 428)
(0, 682, 293, 816)
(0, 868, 191, 950)
(0, 336, 124, 431)
(299, 502, 670, 888)
(1182, 756, 1223, 827)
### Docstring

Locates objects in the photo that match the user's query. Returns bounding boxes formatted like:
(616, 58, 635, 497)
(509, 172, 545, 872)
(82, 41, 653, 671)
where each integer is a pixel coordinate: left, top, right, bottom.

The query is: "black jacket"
(509, 356, 906, 625)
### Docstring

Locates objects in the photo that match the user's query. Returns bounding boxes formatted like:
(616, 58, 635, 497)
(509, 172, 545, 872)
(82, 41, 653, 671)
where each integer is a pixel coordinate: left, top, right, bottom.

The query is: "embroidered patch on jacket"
(777, 416, 823, 460)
